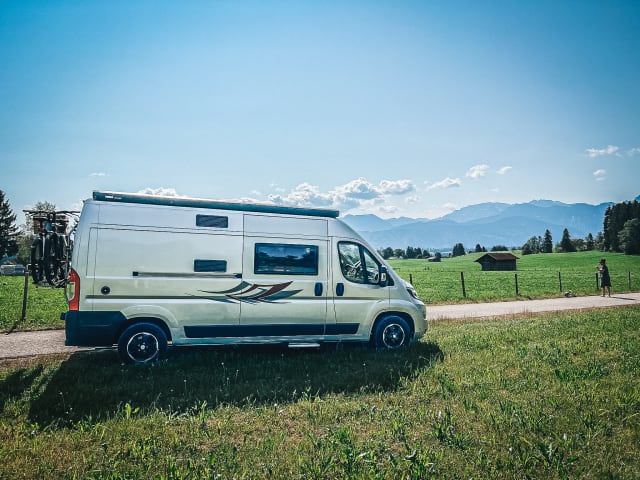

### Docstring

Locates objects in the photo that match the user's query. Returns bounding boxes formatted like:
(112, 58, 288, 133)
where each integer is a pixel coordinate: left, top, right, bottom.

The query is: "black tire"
(117, 323, 168, 364)
(372, 315, 411, 350)
(43, 234, 60, 286)
(30, 237, 44, 284)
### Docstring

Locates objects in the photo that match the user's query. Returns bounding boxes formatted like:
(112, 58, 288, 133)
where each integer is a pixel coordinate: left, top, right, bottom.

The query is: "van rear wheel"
(118, 323, 167, 364)
(373, 316, 411, 350)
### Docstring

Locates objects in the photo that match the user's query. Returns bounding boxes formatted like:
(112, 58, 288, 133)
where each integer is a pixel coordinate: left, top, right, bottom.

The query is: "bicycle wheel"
(43, 233, 60, 286)
(30, 237, 44, 284)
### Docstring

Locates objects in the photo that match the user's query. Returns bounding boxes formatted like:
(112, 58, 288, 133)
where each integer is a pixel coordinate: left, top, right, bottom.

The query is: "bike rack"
(22, 209, 80, 288)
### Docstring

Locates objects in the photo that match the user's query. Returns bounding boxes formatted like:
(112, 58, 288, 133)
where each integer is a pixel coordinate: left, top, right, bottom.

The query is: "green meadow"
(2, 251, 640, 332)
(1, 307, 639, 478)
(390, 251, 640, 304)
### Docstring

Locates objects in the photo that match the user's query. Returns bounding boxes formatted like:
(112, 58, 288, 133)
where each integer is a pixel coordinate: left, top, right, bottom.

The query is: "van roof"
(92, 191, 340, 218)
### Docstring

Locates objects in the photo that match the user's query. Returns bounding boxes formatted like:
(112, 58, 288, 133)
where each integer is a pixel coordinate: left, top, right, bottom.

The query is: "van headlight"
(406, 285, 420, 300)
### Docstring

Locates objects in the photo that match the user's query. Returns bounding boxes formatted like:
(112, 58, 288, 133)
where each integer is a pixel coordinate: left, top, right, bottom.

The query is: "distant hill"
(342, 198, 618, 250)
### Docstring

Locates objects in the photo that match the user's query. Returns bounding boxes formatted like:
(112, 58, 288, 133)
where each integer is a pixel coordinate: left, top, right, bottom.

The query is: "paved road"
(2, 292, 639, 360)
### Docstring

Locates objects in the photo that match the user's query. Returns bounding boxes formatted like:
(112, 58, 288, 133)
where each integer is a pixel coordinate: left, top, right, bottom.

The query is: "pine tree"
(452, 243, 465, 257)
(559, 228, 576, 253)
(619, 218, 640, 255)
(542, 229, 553, 253)
(0, 190, 19, 259)
(585, 233, 595, 251)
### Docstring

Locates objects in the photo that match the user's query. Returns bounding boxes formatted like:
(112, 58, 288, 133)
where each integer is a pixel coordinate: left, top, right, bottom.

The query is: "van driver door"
(329, 240, 390, 338)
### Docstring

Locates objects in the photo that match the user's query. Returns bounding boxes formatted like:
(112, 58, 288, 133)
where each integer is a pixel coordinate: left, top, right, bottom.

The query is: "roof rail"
(92, 191, 340, 218)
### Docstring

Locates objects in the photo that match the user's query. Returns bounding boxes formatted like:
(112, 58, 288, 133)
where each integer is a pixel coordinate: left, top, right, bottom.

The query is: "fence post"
(460, 271, 466, 298)
(409, 273, 413, 285)
(629, 271, 632, 290)
(515, 273, 519, 296)
(21, 267, 29, 322)
(558, 271, 562, 292)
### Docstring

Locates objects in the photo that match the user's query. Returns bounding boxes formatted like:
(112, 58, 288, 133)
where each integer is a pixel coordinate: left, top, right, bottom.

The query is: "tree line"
(603, 199, 640, 254)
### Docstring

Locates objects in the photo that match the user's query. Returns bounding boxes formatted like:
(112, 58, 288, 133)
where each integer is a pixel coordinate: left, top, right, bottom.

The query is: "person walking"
(598, 258, 611, 297)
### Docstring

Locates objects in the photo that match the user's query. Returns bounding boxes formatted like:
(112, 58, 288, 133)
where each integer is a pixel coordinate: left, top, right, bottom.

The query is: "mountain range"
(341, 197, 639, 251)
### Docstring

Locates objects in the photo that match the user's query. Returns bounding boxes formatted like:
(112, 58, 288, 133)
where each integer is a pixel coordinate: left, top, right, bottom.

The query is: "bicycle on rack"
(24, 210, 79, 287)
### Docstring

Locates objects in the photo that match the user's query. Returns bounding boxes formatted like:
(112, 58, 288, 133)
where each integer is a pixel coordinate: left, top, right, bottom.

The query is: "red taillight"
(67, 268, 80, 311)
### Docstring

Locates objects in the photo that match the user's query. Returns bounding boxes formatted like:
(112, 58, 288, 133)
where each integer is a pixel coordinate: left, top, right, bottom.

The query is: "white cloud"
(267, 177, 416, 212)
(137, 187, 180, 197)
(466, 164, 490, 179)
(426, 177, 462, 190)
(377, 205, 399, 215)
(334, 177, 382, 200)
(405, 195, 420, 204)
(593, 169, 606, 181)
(378, 179, 415, 195)
(497, 166, 512, 175)
(627, 147, 640, 156)
(89, 172, 107, 177)
(586, 145, 619, 158)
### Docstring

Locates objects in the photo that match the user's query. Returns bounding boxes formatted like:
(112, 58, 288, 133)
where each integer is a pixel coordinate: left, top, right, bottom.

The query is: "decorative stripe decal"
(195, 281, 303, 304)
(184, 323, 360, 338)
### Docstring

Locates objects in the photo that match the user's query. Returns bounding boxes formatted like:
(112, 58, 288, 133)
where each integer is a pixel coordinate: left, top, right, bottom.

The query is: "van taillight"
(68, 268, 80, 311)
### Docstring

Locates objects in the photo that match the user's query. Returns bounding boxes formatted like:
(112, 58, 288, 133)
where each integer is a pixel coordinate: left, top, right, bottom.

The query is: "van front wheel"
(373, 316, 411, 350)
(118, 323, 167, 364)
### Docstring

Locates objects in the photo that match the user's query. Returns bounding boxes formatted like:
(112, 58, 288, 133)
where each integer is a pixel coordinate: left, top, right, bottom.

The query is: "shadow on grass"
(0, 364, 44, 413)
(27, 341, 443, 427)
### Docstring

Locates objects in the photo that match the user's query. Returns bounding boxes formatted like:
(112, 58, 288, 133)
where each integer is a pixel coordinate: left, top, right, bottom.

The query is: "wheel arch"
(115, 316, 172, 344)
(369, 311, 415, 343)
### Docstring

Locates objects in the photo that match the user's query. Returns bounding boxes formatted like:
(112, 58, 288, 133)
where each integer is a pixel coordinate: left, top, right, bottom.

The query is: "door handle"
(314, 282, 323, 296)
(336, 282, 344, 297)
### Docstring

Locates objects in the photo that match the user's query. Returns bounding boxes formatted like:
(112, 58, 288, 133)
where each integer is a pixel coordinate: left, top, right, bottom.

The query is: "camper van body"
(64, 191, 426, 363)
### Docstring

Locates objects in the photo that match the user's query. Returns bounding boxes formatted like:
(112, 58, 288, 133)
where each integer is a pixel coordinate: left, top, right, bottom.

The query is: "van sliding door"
(240, 236, 329, 338)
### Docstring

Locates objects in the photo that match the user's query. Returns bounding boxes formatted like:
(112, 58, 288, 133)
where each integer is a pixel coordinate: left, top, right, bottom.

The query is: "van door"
(240, 236, 329, 338)
(330, 240, 390, 338)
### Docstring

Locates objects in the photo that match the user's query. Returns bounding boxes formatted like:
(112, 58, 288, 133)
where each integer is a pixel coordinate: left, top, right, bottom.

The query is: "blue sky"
(1, 0, 639, 224)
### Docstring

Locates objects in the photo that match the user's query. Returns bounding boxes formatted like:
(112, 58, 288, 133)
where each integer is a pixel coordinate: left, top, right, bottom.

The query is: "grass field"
(2, 251, 639, 332)
(1, 307, 638, 478)
(391, 251, 640, 304)
(0, 278, 67, 332)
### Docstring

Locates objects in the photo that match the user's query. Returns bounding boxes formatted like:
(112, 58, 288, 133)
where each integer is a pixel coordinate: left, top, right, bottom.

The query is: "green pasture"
(390, 251, 640, 304)
(2, 251, 640, 332)
(1, 307, 638, 478)
(0, 278, 67, 332)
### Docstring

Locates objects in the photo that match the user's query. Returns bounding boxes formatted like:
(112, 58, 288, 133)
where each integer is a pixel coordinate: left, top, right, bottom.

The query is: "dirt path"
(2, 292, 639, 360)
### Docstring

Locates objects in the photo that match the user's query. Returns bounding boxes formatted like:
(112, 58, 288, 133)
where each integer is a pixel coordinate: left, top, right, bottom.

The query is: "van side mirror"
(379, 266, 388, 287)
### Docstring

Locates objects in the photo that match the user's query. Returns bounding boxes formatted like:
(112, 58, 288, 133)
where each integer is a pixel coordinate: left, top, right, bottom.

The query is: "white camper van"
(64, 191, 427, 363)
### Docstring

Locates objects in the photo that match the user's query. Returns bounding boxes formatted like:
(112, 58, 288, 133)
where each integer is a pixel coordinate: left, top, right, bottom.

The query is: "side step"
(288, 343, 321, 349)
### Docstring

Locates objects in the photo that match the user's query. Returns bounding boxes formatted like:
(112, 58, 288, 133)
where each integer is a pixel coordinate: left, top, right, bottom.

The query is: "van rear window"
(255, 243, 318, 275)
(196, 215, 228, 228)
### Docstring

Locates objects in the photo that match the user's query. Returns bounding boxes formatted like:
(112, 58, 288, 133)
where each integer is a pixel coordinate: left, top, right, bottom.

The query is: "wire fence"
(394, 268, 639, 304)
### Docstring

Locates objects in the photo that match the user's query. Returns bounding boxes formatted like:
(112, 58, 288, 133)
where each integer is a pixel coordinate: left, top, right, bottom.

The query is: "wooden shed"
(475, 252, 519, 271)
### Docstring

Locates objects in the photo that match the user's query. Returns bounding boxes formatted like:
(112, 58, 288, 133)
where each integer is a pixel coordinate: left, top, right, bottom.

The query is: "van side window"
(338, 242, 381, 284)
(194, 259, 227, 272)
(196, 215, 228, 228)
(254, 243, 318, 275)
